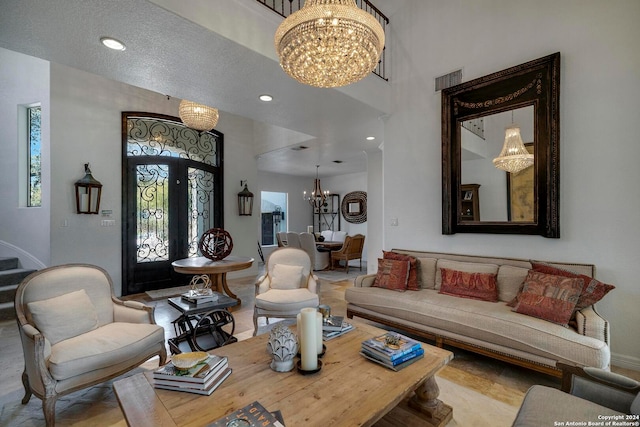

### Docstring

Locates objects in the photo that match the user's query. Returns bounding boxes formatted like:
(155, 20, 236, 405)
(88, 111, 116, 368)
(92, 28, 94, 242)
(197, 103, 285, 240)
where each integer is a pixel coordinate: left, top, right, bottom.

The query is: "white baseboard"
(611, 352, 640, 372)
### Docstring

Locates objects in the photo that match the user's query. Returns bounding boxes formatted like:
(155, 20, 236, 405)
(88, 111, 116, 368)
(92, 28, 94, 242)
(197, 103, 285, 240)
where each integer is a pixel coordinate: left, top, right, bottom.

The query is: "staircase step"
(0, 257, 19, 271)
(0, 301, 15, 322)
(0, 269, 36, 287)
(0, 284, 18, 305)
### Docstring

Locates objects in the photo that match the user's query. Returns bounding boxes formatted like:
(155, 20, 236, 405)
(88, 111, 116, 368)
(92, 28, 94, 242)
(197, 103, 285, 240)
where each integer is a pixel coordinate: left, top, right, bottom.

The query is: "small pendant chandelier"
(493, 123, 534, 174)
(274, 0, 385, 88)
(179, 100, 219, 131)
(303, 165, 329, 210)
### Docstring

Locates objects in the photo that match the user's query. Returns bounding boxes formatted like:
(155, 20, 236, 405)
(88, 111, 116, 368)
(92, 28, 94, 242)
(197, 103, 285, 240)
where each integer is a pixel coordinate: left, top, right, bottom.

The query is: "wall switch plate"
(390, 218, 399, 226)
(101, 220, 116, 227)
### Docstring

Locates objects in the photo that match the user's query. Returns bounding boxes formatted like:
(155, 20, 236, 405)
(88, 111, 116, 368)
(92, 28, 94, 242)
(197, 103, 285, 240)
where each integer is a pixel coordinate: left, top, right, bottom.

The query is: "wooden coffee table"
(113, 320, 453, 427)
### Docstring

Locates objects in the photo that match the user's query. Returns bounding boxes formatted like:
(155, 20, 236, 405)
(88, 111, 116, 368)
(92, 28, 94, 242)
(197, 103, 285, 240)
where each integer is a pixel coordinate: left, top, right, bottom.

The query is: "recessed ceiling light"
(100, 37, 126, 51)
(366, 136, 376, 141)
(259, 94, 273, 102)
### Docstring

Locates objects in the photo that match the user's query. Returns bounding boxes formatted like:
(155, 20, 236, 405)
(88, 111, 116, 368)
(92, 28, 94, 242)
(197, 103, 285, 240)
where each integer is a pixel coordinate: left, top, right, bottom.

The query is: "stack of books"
(360, 331, 424, 371)
(322, 315, 345, 332)
(181, 289, 218, 305)
(153, 354, 231, 395)
(322, 321, 355, 341)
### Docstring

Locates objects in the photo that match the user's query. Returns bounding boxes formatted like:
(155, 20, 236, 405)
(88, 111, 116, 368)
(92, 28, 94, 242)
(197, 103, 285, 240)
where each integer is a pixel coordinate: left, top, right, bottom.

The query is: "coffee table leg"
(210, 273, 241, 306)
(408, 376, 453, 427)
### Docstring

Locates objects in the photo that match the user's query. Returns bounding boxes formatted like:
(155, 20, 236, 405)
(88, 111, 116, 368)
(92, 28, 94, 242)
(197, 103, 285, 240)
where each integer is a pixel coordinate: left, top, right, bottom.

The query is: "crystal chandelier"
(303, 165, 329, 210)
(274, 0, 385, 88)
(493, 125, 534, 174)
(179, 100, 219, 131)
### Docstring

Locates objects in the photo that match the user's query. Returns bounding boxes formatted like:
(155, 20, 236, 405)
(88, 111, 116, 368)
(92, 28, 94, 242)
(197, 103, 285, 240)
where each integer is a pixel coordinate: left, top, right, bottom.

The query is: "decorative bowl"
(172, 351, 208, 370)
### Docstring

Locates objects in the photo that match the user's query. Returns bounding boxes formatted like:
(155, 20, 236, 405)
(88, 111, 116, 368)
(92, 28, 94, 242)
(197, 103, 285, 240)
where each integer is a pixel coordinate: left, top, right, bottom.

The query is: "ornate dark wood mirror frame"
(442, 52, 560, 238)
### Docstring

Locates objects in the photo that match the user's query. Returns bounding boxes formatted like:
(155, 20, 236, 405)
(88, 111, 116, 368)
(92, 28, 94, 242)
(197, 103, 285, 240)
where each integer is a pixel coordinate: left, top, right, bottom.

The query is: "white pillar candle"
(300, 307, 318, 371)
(316, 312, 323, 354)
(80, 193, 89, 212)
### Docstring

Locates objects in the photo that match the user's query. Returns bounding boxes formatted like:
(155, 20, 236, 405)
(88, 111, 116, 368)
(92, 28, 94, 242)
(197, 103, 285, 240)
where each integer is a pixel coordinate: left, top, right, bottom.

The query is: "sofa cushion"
(345, 286, 610, 368)
(439, 268, 498, 302)
(270, 264, 304, 290)
(435, 260, 499, 290)
(497, 265, 529, 303)
(48, 322, 164, 380)
(417, 257, 438, 289)
(27, 289, 99, 345)
(255, 288, 319, 311)
(531, 262, 615, 310)
(373, 258, 410, 292)
(513, 271, 583, 326)
(384, 251, 419, 290)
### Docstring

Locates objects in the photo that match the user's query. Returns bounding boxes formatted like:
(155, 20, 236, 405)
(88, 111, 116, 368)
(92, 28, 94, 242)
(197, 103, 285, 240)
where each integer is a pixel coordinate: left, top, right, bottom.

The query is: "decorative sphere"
(198, 228, 233, 261)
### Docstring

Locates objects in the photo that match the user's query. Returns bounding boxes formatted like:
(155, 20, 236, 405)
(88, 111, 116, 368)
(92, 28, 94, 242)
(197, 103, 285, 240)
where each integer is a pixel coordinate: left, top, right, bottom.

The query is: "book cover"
(322, 315, 345, 332)
(154, 367, 231, 395)
(322, 322, 354, 341)
(360, 351, 425, 372)
(207, 401, 285, 427)
(361, 332, 421, 360)
(361, 346, 424, 367)
(153, 355, 227, 383)
(153, 359, 228, 388)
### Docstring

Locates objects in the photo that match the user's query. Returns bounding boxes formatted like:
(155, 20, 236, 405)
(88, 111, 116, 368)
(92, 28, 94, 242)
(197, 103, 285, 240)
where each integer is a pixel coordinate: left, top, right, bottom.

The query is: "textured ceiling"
(0, 0, 398, 177)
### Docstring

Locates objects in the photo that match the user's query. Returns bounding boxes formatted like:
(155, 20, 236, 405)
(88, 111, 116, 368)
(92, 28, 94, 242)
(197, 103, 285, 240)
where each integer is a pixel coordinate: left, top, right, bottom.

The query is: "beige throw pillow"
(270, 264, 305, 290)
(27, 289, 99, 345)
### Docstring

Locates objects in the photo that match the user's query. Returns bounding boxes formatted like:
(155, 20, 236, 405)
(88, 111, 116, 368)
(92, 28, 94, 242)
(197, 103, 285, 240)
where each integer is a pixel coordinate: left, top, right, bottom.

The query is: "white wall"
(48, 63, 259, 295)
(0, 48, 50, 269)
(385, 0, 640, 369)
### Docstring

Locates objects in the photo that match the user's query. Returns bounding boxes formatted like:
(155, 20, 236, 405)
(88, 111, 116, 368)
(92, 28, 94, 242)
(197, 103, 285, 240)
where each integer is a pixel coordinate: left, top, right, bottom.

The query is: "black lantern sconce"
(237, 180, 254, 216)
(74, 163, 102, 214)
(273, 205, 284, 226)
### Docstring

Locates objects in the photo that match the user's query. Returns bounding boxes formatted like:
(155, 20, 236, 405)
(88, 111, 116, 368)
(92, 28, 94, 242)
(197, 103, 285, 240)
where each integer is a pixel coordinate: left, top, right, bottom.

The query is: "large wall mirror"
(442, 53, 560, 238)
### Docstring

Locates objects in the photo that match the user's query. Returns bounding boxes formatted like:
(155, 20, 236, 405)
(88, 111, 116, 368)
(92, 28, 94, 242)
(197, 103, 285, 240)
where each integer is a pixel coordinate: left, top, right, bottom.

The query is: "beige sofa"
(345, 250, 611, 376)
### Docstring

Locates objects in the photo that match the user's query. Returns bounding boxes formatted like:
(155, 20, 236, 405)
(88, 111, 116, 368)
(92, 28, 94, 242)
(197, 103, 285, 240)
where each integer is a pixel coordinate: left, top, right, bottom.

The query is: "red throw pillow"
(531, 262, 615, 310)
(373, 258, 410, 292)
(512, 270, 583, 326)
(383, 251, 419, 290)
(438, 268, 499, 302)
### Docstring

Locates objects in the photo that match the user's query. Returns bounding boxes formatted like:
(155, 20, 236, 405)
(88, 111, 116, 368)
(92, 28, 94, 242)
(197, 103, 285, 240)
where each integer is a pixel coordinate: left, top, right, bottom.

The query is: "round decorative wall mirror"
(341, 191, 367, 224)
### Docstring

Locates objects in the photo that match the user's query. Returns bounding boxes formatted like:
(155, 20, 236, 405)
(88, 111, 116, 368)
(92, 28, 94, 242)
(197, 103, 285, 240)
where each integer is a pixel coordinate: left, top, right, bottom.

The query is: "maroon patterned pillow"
(438, 268, 499, 302)
(373, 258, 410, 292)
(531, 262, 615, 310)
(383, 251, 419, 290)
(512, 270, 584, 326)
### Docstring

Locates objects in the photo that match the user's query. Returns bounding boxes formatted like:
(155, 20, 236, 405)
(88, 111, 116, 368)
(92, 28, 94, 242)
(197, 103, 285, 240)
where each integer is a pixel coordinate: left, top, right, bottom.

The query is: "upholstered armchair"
(330, 234, 365, 273)
(285, 232, 301, 248)
(276, 232, 287, 247)
(512, 363, 640, 426)
(15, 264, 167, 426)
(253, 248, 320, 336)
(299, 232, 330, 271)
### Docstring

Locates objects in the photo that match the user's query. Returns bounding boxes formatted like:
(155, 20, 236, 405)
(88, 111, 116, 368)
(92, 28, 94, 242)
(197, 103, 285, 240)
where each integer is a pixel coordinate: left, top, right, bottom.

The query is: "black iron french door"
(122, 113, 223, 295)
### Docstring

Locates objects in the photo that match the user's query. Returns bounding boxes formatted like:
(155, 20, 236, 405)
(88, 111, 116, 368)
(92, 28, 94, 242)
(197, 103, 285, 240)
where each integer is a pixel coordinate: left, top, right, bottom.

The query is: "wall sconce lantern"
(237, 180, 254, 216)
(74, 163, 102, 214)
(273, 206, 284, 226)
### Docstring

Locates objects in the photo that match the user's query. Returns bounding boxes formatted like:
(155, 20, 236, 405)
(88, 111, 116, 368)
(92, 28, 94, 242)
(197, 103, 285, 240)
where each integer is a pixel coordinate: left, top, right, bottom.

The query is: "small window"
(27, 105, 42, 207)
(261, 191, 287, 246)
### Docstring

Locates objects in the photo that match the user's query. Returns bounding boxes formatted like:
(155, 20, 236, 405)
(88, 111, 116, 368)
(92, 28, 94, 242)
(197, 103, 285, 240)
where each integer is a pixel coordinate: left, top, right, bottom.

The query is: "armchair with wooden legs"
(330, 234, 365, 273)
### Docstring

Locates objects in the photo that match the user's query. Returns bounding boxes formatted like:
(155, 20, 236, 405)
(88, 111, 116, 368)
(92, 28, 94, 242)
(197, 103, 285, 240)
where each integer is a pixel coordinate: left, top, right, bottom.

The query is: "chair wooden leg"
(43, 395, 57, 427)
(252, 310, 259, 336)
(21, 370, 32, 404)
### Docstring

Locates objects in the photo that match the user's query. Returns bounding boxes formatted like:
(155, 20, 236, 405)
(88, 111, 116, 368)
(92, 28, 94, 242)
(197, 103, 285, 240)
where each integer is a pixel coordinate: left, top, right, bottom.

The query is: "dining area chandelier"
(274, 0, 385, 88)
(493, 124, 534, 174)
(303, 165, 329, 210)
